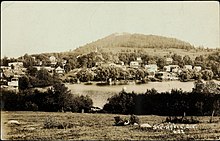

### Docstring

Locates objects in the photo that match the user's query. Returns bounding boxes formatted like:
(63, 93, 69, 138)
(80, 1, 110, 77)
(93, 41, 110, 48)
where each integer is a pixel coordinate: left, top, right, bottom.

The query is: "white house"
(8, 77, 19, 88)
(170, 65, 180, 73)
(116, 61, 124, 66)
(145, 64, 158, 72)
(155, 72, 171, 80)
(130, 61, 139, 68)
(163, 65, 171, 72)
(55, 66, 65, 75)
(136, 57, 142, 64)
(166, 58, 173, 64)
(194, 66, 202, 72)
(49, 56, 57, 65)
(109, 63, 117, 67)
(8, 62, 23, 70)
(184, 65, 193, 70)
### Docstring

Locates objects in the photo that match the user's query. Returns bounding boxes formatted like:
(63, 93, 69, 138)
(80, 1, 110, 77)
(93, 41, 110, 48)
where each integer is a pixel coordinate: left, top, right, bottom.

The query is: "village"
(0, 53, 204, 92)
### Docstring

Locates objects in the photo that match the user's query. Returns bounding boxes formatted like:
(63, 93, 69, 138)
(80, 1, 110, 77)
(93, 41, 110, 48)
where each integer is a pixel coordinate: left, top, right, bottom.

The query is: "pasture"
(2, 111, 220, 140)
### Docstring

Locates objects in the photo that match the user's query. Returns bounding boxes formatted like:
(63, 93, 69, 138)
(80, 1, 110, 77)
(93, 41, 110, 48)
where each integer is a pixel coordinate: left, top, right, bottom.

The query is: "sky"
(1, 1, 219, 58)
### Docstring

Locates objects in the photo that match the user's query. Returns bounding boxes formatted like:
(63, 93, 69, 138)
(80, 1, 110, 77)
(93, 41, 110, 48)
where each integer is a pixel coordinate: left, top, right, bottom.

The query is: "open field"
(2, 111, 220, 140)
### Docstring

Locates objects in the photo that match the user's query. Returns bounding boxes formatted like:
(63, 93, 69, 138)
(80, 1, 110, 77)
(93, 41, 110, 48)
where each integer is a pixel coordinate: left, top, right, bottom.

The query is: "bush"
(24, 101, 38, 111)
(165, 116, 200, 124)
(43, 116, 74, 129)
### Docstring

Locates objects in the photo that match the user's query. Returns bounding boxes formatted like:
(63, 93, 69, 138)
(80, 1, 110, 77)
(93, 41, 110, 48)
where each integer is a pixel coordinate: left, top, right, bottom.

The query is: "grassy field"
(2, 111, 220, 140)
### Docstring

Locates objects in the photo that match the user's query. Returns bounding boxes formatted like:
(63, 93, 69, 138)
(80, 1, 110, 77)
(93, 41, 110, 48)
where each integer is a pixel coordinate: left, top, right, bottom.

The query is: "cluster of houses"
(131, 57, 201, 80)
(0, 56, 66, 90)
(1, 54, 203, 91)
(95, 57, 202, 81)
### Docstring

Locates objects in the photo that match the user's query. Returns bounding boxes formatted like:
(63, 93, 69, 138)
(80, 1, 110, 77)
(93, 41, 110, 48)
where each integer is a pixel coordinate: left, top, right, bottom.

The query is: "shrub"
(43, 116, 74, 129)
(165, 116, 200, 124)
(24, 101, 38, 111)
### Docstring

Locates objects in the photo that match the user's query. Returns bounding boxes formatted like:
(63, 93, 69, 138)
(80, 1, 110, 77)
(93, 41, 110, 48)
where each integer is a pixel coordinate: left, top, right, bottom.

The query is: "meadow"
(2, 111, 220, 140)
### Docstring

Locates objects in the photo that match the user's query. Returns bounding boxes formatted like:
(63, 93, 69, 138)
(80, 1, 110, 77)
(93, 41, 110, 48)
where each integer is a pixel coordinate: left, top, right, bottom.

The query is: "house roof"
(55, 66, 64, 71)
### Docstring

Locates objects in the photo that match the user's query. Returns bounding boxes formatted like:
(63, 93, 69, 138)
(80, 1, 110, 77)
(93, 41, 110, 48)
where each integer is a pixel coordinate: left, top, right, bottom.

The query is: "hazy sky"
(1, 1, 219, 58)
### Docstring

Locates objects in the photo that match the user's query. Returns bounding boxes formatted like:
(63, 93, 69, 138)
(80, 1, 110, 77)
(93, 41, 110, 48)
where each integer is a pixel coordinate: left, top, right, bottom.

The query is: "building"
(8, 77, 19, 88)
(145, 64, 158, 72)
(155, 72, 171, 80)
(108, 63, 117, 67)
(34, 66, 54, 73)
(116, 61, 124, 66)
(49, 56, 57, 65)
(194, 66, 202, 72)
(130, 61, 139, 68)
(55, 66, 65, 75)
(8, 62, 23, 70)
(164, 65, 180, 73)
(163, 66, 171, 72)
(184, 65, 193, 70)
(170, 73, 179, 80)
(145, 64, 158, 78)
(136, 57, 142, 63)
(166, 58, 173, 64)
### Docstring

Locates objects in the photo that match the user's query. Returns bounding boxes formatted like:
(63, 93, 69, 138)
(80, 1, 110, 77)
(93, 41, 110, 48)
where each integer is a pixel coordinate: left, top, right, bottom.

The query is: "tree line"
(103, 80, 220, 116)
(2, 82, 93, 112)
(1, 50, 219, 82)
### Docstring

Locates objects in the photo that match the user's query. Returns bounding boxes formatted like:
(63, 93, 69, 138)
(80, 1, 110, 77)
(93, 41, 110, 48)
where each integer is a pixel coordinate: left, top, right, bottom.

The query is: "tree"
(108, 67, 120, 84)
(23, 54, 36, 67)
(1, 56, 9, 66)
(27, 66, 38, 76)
(179, 70, 191, 81)
(95, 67, 110, 82)
(44, 82, 73, 112)
(183, 55, 193, 65)
(19, 75, 31, 90)
(156, 57, 166, 69)
(201, 69, 214, 80)
(135, 69, 145, 80)
(172, 53, 183, 67)
(64, 63, 72, 73)
(76, 69, 94, 82)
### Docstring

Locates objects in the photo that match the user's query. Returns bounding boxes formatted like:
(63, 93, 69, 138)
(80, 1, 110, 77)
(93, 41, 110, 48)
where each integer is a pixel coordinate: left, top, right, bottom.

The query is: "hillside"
(73, 33, 194, 54)
(20, 33, 217, 61)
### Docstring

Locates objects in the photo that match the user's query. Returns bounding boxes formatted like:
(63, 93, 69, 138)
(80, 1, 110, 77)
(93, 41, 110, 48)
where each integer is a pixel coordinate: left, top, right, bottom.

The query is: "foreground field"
(1, 111, 220, 140)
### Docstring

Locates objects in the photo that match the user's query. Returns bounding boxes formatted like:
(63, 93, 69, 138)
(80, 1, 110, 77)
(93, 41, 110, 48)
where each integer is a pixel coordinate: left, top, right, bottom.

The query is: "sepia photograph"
(1, 1, 220, 140)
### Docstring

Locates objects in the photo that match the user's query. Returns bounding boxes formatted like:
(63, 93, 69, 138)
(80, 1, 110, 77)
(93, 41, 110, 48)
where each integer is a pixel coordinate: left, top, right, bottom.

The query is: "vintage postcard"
(1, 1, 220, 140)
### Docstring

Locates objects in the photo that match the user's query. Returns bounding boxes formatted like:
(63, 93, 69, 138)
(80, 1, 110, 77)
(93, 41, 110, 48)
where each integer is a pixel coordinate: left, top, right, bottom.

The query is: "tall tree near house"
(1, 56, 9, 66)
(27, 66, 38, 76)
(64, 63, 71, 73)
(201, 69, 214, 80)
(109, 67, 119, 84)
(76, 69, 94, 82)
(19, 75, 30, 90)
(156, 57, 166, 69)
(183, 55, 193, 65)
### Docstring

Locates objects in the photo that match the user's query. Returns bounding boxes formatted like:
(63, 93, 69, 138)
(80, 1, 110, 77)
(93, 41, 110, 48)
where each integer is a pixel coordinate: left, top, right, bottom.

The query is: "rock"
(124, 120, 130, 125)
(140, 123, 152, 128)
(7, 120, 20, 125)
(26, 127, 36, 131)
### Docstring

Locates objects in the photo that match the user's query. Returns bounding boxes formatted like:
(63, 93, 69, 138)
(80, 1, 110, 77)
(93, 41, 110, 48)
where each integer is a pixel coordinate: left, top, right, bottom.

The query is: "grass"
(2, 111, 220, 140)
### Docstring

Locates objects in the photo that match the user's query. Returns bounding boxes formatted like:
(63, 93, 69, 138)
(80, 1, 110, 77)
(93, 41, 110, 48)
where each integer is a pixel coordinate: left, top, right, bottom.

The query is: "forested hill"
(74, 33, 195, 54)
